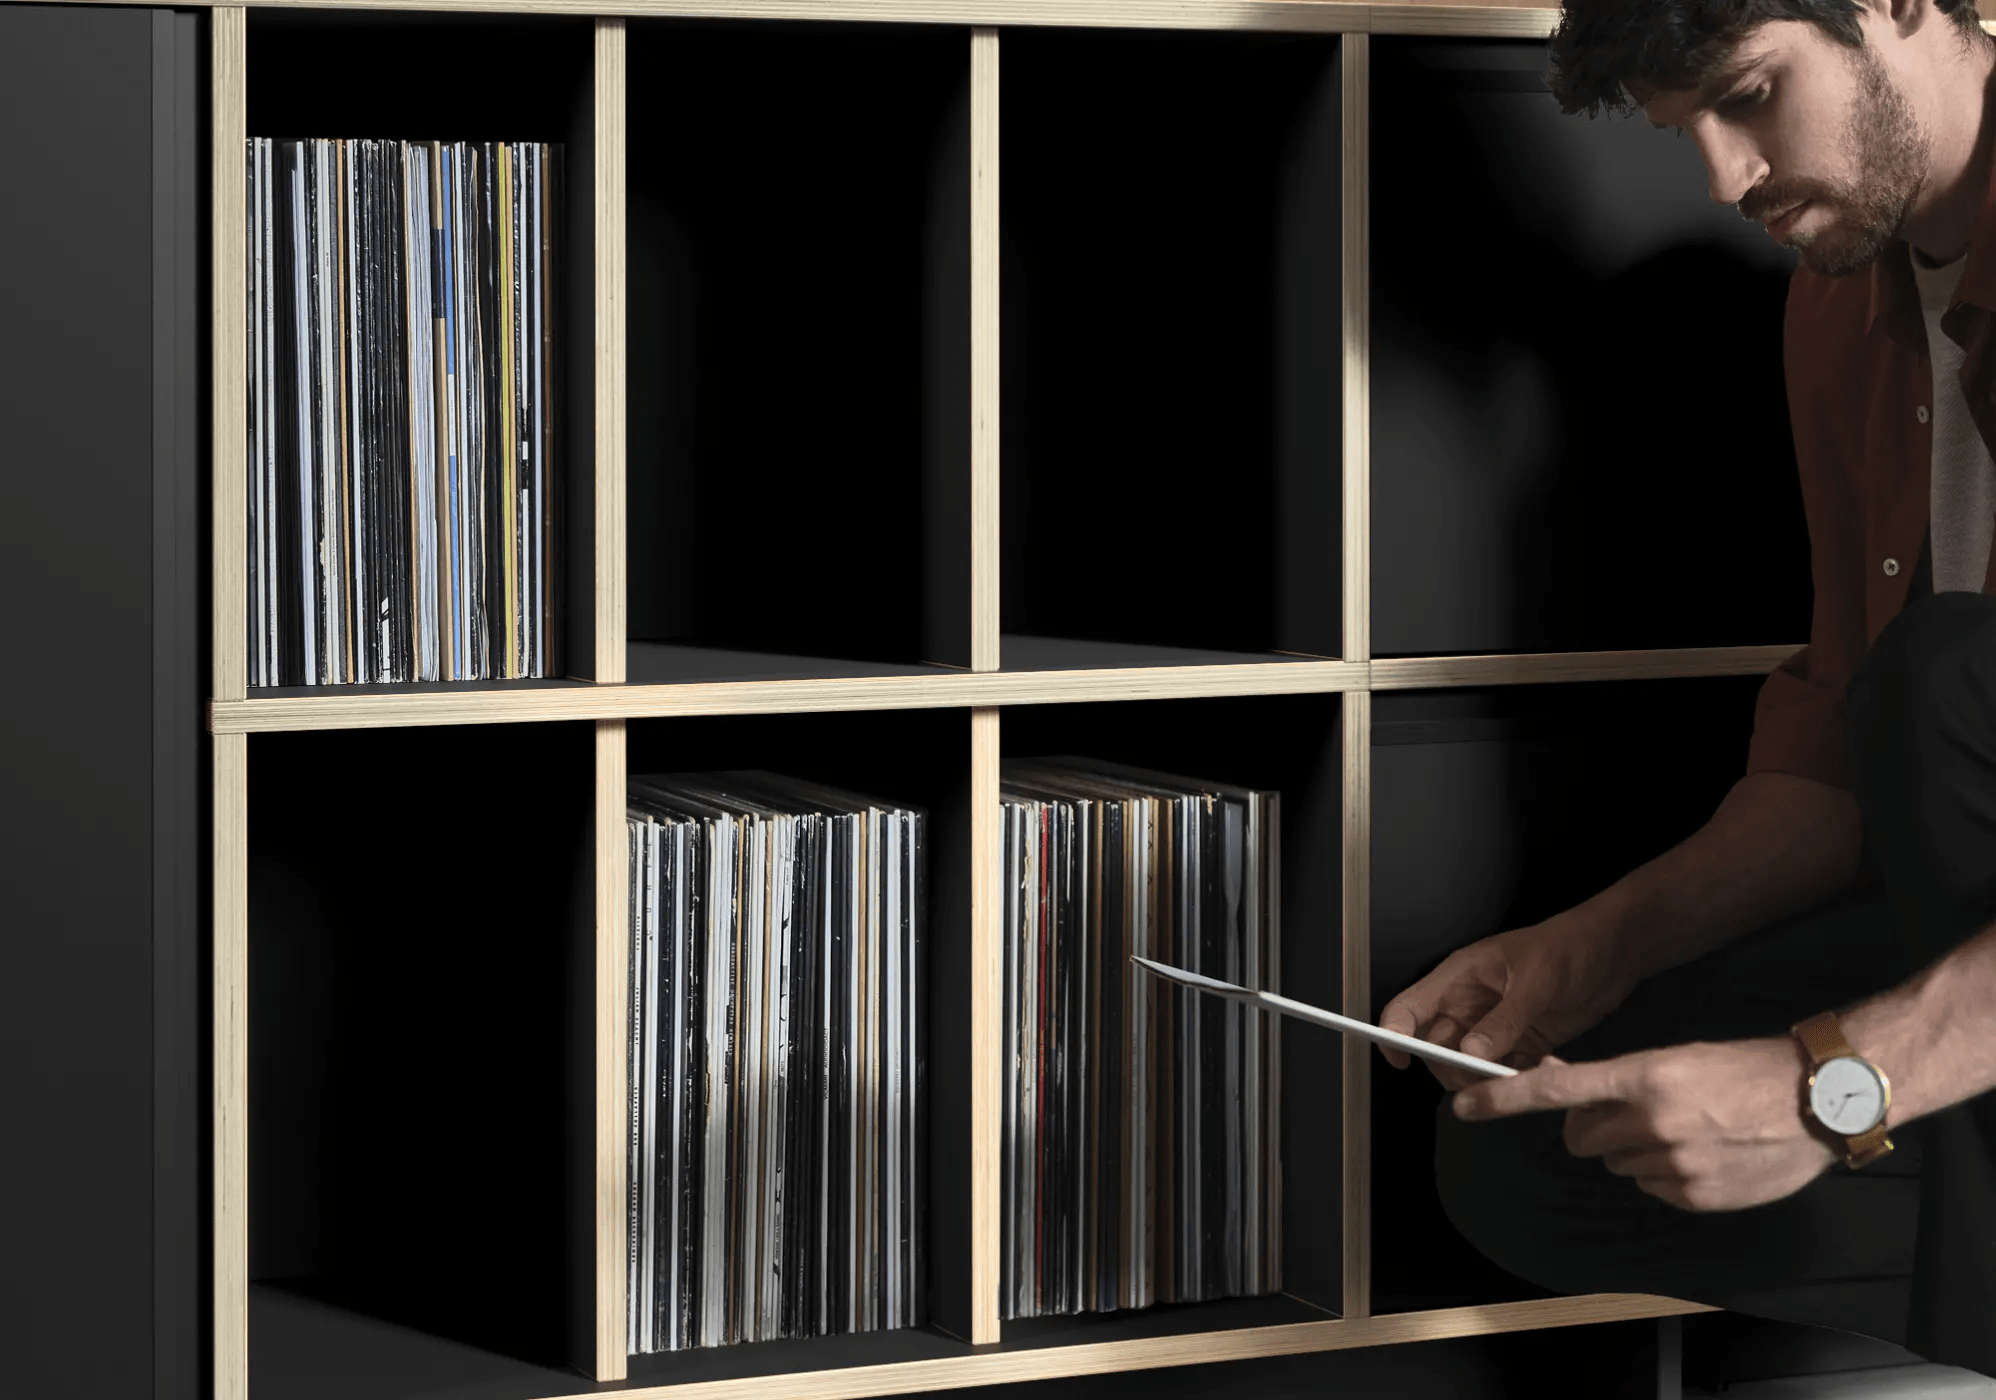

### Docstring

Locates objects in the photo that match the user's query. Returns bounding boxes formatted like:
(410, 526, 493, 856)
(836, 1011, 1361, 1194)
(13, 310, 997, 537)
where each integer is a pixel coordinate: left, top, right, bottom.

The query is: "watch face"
(1811, 1056, 1888, 1135)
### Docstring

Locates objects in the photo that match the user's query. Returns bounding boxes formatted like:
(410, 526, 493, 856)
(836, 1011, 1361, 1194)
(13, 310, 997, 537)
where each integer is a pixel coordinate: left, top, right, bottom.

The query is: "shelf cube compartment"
(1367, 675, 1765, 1312)
(624, 24, 974, 681)
(619, 708, 975, 1381)
(1369, 39, 1808, 659)
(995, 693, 1349, 1336)
(246, 722, 598, 1397)
(1000, 32, 1348, 667)
(243, 11, 601, 690)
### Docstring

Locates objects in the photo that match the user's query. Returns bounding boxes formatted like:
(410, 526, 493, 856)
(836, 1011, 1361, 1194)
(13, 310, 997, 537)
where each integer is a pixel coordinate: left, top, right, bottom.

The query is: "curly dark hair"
(1548, 0, 1985, 116)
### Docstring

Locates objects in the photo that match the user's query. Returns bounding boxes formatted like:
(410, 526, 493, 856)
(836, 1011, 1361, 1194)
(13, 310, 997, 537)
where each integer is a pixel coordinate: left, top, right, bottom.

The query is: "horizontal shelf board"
(1369, 644, 1800, 690)
(1001, 634, 1332, 671)
(544, 1294, 1715, 1399)
(210, 647, 1803, 731)
(249, 1284, 1709, 1400)
(62, 0, 1561, 37)
(209, 659, 1371, 732)
(627, 642, 960, 685)
(1368, 2, 1557, 35)
(251, 1284, 587, 1400)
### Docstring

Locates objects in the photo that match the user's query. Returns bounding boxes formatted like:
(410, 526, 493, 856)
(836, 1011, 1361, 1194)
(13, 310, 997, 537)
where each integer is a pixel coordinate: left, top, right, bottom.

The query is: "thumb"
(1459, 1000, 1532, 1064)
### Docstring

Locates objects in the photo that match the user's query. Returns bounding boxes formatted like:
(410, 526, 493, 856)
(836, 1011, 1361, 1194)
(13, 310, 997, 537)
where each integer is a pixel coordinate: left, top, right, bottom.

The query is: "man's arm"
(1589, 769, 1863, 985)
(1378, 769, 1861, 1087)
(1846, 920, 1996, 1128)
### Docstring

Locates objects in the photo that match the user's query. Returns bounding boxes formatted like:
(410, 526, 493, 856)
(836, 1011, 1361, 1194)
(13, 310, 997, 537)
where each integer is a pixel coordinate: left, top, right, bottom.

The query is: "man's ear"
(1876, 0, 1939, 39)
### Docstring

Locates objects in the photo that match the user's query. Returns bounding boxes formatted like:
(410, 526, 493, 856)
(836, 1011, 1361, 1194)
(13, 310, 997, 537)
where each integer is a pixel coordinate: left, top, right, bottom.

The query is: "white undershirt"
(1910, 247, 1996, 593)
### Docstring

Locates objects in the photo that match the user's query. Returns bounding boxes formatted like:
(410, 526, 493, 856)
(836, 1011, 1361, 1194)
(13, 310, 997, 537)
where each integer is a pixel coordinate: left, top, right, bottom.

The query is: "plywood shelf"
(58, 0, 1562, 41)
(248, 1283, 1709, 1400)
(209, 646, 1795, 733)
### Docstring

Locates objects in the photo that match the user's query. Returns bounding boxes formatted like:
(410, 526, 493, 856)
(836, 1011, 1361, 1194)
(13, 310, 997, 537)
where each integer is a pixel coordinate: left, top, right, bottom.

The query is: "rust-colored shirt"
(1749, 185, 1996, 789)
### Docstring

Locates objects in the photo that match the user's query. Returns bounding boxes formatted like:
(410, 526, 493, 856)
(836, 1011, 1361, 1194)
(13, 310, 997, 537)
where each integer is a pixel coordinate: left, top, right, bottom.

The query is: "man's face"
(1640, 17, 1928, 276)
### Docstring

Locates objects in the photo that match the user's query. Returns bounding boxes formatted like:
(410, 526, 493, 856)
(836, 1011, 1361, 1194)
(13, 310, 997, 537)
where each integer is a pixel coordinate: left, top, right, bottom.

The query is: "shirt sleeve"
(1745, 271, 1873, 791)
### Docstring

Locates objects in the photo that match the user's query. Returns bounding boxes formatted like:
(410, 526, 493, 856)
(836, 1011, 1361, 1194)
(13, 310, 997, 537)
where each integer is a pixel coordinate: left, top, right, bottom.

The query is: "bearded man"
(1376, 0, 1996, 1375)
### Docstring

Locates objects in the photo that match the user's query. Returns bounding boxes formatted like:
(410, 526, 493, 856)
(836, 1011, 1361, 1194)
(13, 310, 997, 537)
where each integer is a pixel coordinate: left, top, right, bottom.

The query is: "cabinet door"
(0, 7, 203, 1398)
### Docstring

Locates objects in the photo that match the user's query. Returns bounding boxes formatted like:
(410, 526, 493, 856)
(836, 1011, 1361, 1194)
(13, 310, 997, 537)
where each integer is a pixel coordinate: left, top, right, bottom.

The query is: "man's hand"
(1376, 915, 1637, 1091)
(1452, 1038, 1838, 1212)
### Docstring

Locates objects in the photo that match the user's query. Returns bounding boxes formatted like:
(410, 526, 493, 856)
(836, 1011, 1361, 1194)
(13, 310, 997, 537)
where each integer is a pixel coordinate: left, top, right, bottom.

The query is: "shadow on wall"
(1371, 39, 1811, 657)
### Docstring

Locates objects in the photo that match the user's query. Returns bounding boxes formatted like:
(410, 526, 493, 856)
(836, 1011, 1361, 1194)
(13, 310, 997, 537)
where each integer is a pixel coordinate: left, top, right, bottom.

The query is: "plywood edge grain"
(969, 30, 1001, 674)
(15, 0, 1577, 36)
(1339, 32, 1369, 665)
(595, 721, 630, 1380)
(213, 733, 250, 1400)
(208, 662, 1374, 732)
(536, 1295, 1714, 1400)
(1367, 2, 1559, 34)
(1337, 688, 1371, 1320)
(968, 709, 1003, 1342)
(1369, 644, 1802, 690)
(212, 6, 248, 702)
(18, 0, 1375, 28)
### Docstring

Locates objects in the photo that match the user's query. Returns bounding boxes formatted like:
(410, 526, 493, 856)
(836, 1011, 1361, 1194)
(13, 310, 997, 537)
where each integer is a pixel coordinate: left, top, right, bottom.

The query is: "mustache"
(1738, 182, 1834, 223)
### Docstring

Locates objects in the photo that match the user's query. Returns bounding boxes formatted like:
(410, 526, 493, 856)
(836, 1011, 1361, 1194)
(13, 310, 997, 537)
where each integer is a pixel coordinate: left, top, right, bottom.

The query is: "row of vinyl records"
(1001, 761, 1282, 1318)
(245, 136, 563, 687)
(622, 760, 1282, 1354)
(625, 773, 925, 1354)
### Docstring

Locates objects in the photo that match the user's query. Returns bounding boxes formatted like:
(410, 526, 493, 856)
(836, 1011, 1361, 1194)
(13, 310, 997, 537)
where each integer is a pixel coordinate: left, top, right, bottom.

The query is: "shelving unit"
(193, 3, 1815, 1398)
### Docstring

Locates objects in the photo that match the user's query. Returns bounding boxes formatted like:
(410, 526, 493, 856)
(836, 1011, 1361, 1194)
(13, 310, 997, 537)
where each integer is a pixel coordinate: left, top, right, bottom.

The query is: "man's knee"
(1848, 591, 1996, 779)
(1433, 1100, 1600, 1295)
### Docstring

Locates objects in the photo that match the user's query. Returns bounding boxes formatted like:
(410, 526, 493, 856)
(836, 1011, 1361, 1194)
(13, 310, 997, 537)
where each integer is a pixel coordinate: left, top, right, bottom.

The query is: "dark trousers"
(1434, 592, 1996, 1376)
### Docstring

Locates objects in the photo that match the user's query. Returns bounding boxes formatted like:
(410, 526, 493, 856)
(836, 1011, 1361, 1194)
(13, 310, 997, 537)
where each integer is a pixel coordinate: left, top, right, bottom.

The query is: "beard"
(1737, 43, 1927, 277)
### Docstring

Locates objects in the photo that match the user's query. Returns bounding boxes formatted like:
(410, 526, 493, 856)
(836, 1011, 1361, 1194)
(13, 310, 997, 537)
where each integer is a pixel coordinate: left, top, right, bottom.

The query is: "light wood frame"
(203, 9, 1772, 1399)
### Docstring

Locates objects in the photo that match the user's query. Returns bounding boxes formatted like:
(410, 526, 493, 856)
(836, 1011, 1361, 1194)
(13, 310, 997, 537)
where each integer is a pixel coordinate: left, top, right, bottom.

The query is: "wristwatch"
(1791, 1011, 1894, 1169)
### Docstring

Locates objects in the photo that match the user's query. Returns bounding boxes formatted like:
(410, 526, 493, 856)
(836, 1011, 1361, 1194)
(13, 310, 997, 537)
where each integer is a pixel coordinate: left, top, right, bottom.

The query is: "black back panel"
(1370, 40, 1810, 656)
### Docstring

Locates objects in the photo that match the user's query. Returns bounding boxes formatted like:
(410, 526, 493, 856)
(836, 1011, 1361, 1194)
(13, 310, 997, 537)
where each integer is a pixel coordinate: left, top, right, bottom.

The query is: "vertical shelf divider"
(212, 4, 246, 703)
(211, 11, 249, 1395)
(970, 28, 1000, 674)
(592, 719, 630, 1380)
(969, 706, 1003, 1342)
(595, 17, 628, 684)
(213, 731, 249, 1400)
(1339, 29, 1374, 1324)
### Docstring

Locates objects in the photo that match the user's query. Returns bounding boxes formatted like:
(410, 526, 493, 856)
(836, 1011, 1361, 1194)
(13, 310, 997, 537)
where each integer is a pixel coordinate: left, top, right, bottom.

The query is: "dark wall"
(0, 8, 206, 1398)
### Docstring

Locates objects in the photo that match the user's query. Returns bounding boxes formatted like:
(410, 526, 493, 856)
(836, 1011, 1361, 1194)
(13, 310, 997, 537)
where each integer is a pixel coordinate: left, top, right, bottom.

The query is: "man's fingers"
(1452, 1054, 1639, 1121)
(1563, 1100, 1660, 1160)
(1459, 1001, 1527, 1064)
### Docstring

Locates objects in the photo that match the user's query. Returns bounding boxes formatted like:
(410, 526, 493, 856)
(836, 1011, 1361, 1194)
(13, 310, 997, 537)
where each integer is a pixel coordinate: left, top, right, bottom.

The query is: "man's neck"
(1903, 37, 1996, 265)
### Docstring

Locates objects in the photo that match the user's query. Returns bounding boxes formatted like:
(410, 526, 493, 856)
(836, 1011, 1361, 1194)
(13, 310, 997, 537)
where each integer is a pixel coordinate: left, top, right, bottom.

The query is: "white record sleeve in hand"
(1130, 955, 1518, 1079)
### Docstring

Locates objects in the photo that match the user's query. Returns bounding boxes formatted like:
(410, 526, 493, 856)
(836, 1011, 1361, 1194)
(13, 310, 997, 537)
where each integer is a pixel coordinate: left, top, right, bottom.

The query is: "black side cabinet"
(0, 7, 206, 1398)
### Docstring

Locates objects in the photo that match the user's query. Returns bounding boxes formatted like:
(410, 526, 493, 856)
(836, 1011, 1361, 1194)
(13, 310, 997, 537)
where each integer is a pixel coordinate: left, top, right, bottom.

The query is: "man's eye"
(1720, 84, 1770, 116)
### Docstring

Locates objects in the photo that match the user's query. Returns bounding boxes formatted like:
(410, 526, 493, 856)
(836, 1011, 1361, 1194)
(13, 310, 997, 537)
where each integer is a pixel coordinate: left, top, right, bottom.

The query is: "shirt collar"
(1868, 143, 1996, 340)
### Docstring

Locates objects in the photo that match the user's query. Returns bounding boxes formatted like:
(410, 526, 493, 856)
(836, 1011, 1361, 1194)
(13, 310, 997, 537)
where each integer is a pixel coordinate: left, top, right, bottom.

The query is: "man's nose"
(1699, 128, 1770, 207)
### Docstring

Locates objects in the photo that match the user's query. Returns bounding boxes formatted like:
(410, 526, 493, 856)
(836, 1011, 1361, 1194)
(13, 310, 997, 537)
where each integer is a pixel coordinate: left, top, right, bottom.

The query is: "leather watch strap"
(1791, 1011, 1894, 1169)
(1844, 1123, 1894, 1169)
(1793, 1010, 1857, 1063)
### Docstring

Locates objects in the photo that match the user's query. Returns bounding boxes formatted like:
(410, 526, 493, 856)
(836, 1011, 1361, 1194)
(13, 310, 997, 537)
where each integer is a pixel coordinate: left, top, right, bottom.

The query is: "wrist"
(1839, 988, 1927, 1129)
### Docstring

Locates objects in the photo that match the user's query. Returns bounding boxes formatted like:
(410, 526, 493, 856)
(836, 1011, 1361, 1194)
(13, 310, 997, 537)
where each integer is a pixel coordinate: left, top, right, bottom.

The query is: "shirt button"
(1884, 558, 1901, 576)
(1918, 406, 1931, 423)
